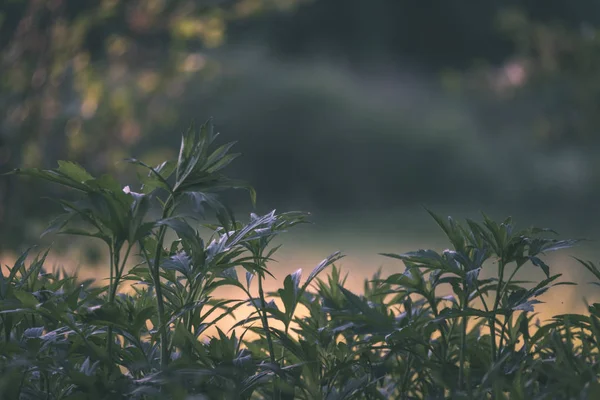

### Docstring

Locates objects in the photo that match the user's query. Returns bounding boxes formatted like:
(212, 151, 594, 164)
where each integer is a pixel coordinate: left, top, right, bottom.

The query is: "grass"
(1, 119, 600, 399)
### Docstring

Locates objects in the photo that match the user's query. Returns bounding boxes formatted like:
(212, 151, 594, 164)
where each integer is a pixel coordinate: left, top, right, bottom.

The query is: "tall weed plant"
(1, 120, 599, 399)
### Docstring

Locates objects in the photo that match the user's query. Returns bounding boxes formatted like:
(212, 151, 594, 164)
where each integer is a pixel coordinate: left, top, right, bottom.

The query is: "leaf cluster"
(2, 120, 600, 399)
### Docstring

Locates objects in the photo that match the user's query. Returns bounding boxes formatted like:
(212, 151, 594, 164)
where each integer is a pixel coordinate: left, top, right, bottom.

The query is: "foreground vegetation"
(2, 121, 600, 399)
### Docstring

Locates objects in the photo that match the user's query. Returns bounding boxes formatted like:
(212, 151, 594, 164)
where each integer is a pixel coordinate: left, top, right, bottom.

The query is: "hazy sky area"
(2, 0, 600, 317)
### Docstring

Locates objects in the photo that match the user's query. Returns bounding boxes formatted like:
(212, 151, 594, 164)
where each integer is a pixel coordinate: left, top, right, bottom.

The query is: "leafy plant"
(2, 119, 599, 399)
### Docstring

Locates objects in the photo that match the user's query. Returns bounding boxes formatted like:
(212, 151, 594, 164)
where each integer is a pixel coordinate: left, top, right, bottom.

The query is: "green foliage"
(0, 0, 305, 250)
(3, 119, 600, 399)
(3, 0, 600, 254)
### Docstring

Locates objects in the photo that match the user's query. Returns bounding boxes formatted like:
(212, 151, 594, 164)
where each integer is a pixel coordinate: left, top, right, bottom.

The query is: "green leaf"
(269, 327, 307, 361)
(56, 160, 94, 183)
(433, 307, 505, 322)
(529, 256, 550, 278)
(126, 158, 174, 194)
(205, 141, 238, 170)
(56, 228, 110, 242)
(574, 257, 600, 283)
(40, 213, 73, 238)
(157, 217, 203, 251)
(13, 290, 39, 308)
(278, 269, 303, 322)
(425, 207, 467, 252)
(161, 251, 192, 277)
(246, 271, 254, 288)
(185, 191, 224, 216)
(302, 251, 344, 294)
(5, 247, 34, 285)
(81, 303, 126, 328)
(179, 176, 257, 207)
(338, 285, 392, 329)
(127, 191, 152, 242)
(23, 327, 44, 339)
(176, 122, 197, 183)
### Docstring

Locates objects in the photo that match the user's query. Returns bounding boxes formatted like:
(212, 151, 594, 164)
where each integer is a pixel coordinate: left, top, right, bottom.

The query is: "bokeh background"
(2, 0, 600, 314)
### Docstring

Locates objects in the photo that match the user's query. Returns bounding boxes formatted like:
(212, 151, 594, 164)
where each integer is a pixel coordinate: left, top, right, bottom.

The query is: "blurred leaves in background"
(2, 0, 600, 252)
(0, 0, 306, 250)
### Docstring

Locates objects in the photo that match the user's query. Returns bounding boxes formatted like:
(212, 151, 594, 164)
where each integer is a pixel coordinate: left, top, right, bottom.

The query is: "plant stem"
(489, 259, 508, 398)
(109, 242, 114, 301)
(429, 294, 450, 362)
(106, 242, 115, 365)
(400, 353, 414, 399)
(257, 273, 276, 363)
(496, 263, 523, 359)
(256, 268, 280, 400)
(458, 286, 468, 392)
(490, 260, 506, 363)
(150, 195, 175, 369)
(110, 243, 132, 302)
(107, 240, 125, 371)
(109, 242, 120, 303)
(150, 229, 169, 369)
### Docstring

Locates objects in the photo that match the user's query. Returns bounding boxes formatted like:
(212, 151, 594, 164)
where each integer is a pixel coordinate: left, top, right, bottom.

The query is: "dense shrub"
(1, 120, 599, 399)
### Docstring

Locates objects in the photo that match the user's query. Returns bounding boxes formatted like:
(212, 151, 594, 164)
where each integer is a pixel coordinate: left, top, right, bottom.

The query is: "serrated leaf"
(56, 160, 94, 183)
(161, 251, 192, 277)
(126, 158, 174, 194)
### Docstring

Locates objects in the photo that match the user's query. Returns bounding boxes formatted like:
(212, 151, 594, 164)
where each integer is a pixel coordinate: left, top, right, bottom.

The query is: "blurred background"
(1, 0, 600, 311)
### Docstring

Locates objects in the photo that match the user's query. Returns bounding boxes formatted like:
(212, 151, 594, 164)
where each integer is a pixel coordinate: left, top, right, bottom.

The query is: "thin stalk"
(256, 266, 280, 400)
(146, 194, 175, 369)
(107, 240, 125, 371)
(105, 241, 134, 368)
(279, 326, 288, 367)
(106, 242, 115, 364)
(257, 273, 276, 363)
(106, 326, 114, 368)
(458, 286, 468, 392)
(400, 353, 414, 399)
(140, 236, 167, 369)
(110, 243, 133, 302)
(474, 284, 491, 314)
(489, 259, 508, 399)
(280, 290, 299, 364)
(152, 228, 169, 368)
(490, 260, 506, 363)
(496, 263, 523, 358)
(109, 243, 121, 303)
(497, 313, 512, 359)
(429, 294, 450, 362)
(184, 272, 209, 333)
(108, 242, 115, 301)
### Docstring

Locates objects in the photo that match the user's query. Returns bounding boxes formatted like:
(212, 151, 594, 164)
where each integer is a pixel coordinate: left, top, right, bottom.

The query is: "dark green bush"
(2, 120, 600, 399)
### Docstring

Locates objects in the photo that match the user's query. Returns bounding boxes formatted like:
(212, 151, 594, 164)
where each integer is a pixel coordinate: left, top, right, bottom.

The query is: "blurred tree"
(2, 0, 600, 253)
(0, 0, 306, 251)
(233, 0, 600, 145)
(487, 4, 600, 146)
